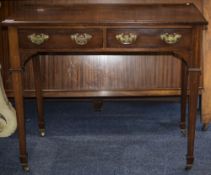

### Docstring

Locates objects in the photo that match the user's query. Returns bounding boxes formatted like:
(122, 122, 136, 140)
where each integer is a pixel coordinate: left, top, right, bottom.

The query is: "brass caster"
(22, 165, 30, 172)
(180, 129, 186, 137)
(202, 123, 209, 131)
(185, 164, 192, 170)
(39, 129, 46, 137)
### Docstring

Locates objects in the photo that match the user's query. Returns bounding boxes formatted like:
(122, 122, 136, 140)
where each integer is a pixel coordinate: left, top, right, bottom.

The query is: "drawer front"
(107, 28, 192, 49)
(19, 28, 103, 49)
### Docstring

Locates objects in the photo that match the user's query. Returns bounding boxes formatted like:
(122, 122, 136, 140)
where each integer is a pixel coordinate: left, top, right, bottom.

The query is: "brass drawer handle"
(70, 33, 93, 46)
(116, 33, 137, 45)
(28, 33, 49, 45)
(160, 33, 182, 44)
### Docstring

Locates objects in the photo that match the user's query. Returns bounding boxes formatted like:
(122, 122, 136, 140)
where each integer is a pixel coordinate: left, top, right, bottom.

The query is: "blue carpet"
(0, 100, 211, 175)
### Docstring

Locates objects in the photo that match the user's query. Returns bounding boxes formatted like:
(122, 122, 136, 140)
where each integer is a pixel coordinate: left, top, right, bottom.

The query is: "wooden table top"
(2, 3, 208, 26)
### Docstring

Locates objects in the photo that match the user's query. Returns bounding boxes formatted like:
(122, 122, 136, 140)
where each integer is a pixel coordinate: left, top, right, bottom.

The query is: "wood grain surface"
(3, 2, 206, 169)
(0, 0, 206, 100)
(1, 0, 203, 98)
(202, 0, 211, 123)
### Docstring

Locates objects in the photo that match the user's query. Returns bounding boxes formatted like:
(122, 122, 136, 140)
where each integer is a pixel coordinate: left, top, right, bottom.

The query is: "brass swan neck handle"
(160, 33, 182, 44)
(116, 33, 138, 45)
(71, 33, 93, 46)
(28, 33, 49, 45)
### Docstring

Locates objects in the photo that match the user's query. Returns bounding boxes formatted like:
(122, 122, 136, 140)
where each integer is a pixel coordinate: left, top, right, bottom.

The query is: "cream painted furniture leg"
(202, 1, 211, 130)
(0, 65, 17, 137)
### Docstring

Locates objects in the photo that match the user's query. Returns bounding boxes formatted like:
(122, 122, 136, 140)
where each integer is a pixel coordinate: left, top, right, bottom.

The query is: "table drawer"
(107, 28, 192, 49)
(19, 29, 103, 49)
